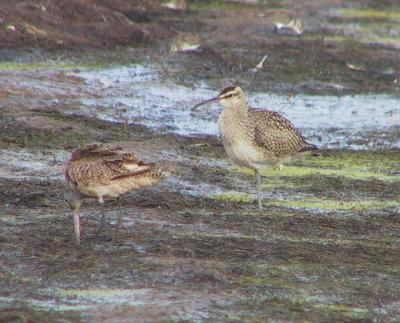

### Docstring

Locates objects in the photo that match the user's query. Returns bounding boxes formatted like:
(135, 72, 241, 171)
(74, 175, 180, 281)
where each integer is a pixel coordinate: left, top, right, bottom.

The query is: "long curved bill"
(191, 96, 219, 111)
(73, 210, 81, 245)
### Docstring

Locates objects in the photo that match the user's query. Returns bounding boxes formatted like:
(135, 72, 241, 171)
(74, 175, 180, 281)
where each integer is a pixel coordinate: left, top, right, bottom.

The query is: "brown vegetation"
(0, 0, 172, 50)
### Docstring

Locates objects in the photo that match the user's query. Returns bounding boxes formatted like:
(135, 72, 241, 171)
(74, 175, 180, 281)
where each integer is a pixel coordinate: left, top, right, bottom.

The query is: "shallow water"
(0, 149, 67, 180)
(71, 65, 399, 150)
(0, 288, 219, 321)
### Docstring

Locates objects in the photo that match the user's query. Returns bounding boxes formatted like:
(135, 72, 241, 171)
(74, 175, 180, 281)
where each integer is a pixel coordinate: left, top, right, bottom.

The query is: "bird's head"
(64, 187, 83, 246)
(192, 85, 246, 110)
(64, 188, 82, 211)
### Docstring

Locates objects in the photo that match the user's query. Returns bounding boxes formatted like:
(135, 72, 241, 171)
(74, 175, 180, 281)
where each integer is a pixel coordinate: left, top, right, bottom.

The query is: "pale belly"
(218, 111, 272, 170)
(77, 184, 129, 202)
(220, 135, 268, 170)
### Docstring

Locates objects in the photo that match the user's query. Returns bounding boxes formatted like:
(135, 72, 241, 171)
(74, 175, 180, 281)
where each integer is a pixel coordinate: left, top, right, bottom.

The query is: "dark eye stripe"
(223, 93, 236, 99)
(220, 86, 237, 95)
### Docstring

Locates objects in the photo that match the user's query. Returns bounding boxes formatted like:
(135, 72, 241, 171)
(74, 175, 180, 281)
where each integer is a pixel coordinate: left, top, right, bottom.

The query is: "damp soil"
(1, 0, 400, 322)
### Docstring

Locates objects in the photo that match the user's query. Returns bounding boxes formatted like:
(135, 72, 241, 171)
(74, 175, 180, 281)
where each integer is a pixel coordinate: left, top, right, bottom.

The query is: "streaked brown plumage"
(64, 143, 165, 245)
(192, 86, 317, 210)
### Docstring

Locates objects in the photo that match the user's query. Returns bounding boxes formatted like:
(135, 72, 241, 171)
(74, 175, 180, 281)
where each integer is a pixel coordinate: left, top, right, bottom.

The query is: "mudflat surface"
(0, 0, 400, 322)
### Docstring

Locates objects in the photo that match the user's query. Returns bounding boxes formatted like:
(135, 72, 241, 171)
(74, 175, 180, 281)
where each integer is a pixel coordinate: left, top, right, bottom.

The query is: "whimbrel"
(192, 86, 317, 210)
(64, 143, 165, 245)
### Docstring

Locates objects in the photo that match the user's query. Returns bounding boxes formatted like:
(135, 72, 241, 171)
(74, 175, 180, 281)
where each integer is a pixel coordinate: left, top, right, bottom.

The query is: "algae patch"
(212, 193, 250, 203)
(0, 61, 108, 71)
(336, 8, 400, 21)
(189, 0, 255, 11)
(216, 151, 400, 212)
(313, 303, 369, 319)
(266, 197, 398, 211)
(236, 151, 399, 184)
(56, 288, 150, 301)
(331, 8, 400, 47)
(237, 165, 398, 183)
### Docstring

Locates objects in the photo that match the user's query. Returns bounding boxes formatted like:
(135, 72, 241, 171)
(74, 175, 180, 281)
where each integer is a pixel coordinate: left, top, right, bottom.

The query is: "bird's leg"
(255, 170, 263, 211)
(94, 213, 106, 239)
(93, 197, 107, 241)
(112, 197, 124, 240)
(73, 210, 81, 245)
(249, 72, 257, 93)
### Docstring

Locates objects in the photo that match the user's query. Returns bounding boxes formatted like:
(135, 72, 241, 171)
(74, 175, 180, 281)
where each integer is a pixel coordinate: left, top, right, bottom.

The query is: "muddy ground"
(0, 0, 400, 322)
(1, 0, 400, 95)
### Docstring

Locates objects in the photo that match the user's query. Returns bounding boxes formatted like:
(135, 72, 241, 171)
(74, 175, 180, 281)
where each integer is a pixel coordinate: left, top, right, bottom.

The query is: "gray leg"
(95, 213, 106, 239)
(255, 170, 263, 211)
(112, 197, 123, 240)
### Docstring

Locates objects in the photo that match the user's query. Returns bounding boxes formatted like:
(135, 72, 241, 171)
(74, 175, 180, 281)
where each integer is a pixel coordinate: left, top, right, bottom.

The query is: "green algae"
(296, 152, 399, 172)
(209, 191, 398, 213)
(336, 8, 400, 21)
(331, 8, 400, 47)
(266, 197, 398, 211)
(367, 36, 400, 47)
(313, 303, 369, 319)
(189, 0, 255, 11)
(212, 193, 250, 203)
(210, 151, 399, 211)
(237, 165, 397, 183)
(0, 61, 108, 71)
(235, 151, 399, 185)
(330, 22, 400, 47)
(229, 296, 370, 321)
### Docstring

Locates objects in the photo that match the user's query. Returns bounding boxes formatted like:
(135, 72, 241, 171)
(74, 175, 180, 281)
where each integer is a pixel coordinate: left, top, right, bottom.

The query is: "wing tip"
(300, 144, 319, 155)
(111, 166, 152, 181)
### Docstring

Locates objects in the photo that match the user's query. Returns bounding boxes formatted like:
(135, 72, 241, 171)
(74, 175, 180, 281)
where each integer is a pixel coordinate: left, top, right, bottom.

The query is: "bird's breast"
(218, 113, 265, 169)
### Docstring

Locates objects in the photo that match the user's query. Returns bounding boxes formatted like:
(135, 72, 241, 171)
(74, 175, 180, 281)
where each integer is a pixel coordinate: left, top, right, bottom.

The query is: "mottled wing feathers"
(70, 143, 124, 161)
(66, 144, 157, 187)
(110, 167, 153, 180)
(250, 110, 313, 157)
(103, 155, 154, 180)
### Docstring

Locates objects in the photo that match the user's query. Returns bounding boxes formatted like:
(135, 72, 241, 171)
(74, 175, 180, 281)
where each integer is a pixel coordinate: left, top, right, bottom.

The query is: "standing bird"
(192, 86, 317, 210)
(64, 143, 165, 245)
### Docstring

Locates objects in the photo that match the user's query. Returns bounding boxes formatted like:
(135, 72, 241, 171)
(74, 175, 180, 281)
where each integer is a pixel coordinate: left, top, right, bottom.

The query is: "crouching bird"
(192, 86, 318, 210)
(64, 143, 166, 245)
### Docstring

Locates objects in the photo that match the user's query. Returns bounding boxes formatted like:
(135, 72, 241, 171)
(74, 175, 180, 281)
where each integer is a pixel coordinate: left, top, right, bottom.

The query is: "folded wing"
(66, 143, 158, 189)
(250, 110, 315, 158)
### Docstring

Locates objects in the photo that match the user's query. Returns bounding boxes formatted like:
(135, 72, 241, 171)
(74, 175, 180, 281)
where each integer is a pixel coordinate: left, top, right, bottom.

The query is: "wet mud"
(1, 0, 400, 322)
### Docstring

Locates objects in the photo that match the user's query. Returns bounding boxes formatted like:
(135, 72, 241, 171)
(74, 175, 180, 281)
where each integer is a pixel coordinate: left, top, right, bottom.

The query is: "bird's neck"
(223, 99, 248, 115)
(219, 101, 251, 139)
